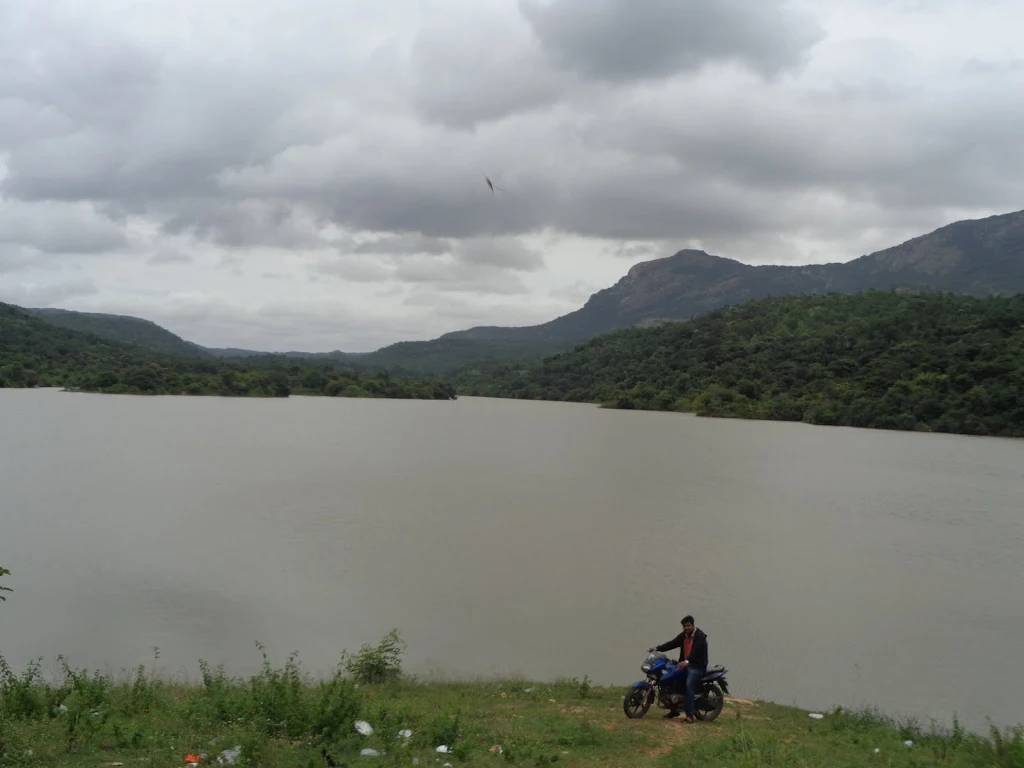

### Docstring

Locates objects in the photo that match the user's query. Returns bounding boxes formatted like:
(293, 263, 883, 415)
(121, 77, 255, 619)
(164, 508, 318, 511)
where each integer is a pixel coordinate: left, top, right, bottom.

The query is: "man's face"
(682, 622, 694, 636)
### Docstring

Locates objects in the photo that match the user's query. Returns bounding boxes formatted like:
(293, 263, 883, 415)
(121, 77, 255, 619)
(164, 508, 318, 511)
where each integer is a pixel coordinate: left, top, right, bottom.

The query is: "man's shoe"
(663, 711, 680, 719)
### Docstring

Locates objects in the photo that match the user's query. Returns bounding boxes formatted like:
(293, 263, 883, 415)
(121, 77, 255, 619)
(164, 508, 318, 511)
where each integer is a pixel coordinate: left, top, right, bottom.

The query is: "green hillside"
(24, 307, 209, 358)
(455, 291, 1024, 437)
(0, 303, 455, 399)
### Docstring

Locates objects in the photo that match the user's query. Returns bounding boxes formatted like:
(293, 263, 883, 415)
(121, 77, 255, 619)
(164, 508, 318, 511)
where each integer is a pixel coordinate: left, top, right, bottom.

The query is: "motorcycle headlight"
(641, 663, 651, 672)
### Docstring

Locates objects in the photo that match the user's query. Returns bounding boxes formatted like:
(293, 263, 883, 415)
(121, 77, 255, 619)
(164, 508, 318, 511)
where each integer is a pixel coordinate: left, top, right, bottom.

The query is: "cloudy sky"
(1, 0, 1021, 351)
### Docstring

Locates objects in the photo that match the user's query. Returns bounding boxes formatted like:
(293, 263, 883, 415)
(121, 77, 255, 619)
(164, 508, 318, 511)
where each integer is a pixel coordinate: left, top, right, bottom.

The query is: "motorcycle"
(622, 652, 730, 721)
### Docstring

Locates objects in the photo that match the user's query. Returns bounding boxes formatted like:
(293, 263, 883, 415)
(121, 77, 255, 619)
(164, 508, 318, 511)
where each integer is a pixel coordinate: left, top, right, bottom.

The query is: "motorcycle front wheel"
(623, 686, 654, 719)
(694, 683, 725, 721)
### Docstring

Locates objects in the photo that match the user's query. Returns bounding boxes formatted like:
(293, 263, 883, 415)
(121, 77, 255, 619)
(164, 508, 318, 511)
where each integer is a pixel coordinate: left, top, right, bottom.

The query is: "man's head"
(681, 615, 695, 635)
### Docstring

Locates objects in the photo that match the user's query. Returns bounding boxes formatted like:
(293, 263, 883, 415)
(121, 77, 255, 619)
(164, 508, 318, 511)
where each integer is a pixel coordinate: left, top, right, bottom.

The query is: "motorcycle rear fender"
(702, 675, 730, 695)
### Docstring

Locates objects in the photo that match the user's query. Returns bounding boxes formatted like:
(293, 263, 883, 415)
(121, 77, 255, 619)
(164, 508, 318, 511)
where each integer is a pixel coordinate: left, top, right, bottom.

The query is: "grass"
(1, 633, 1022, 767)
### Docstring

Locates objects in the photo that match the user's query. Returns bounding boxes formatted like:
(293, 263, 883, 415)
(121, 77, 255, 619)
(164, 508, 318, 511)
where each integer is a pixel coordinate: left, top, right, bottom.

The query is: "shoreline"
(461, 391, 1024, 441)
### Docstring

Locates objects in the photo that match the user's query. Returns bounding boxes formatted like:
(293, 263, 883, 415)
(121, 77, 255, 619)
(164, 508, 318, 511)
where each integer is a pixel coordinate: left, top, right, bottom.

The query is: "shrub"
(340, 629, 406, 685)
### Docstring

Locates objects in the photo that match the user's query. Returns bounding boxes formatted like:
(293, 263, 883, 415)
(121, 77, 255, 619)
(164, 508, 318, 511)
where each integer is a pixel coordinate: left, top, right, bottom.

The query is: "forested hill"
(0, 303, 456, 399)
(455, 291, 1024, 437)
(24, 307, 209, 358)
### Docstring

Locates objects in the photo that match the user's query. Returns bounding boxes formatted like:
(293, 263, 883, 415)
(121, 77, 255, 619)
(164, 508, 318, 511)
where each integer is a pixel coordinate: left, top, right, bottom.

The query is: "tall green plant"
(340, 629, 406, 684)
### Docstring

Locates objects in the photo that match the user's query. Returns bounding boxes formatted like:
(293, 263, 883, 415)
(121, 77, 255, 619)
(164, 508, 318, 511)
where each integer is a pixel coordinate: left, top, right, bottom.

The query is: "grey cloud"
(409, 6, 576, 128)
(395, 258, 530, 296)
(0, 277, 99, 307)
(607, 72, 1024, 217)
(161, 201, 324, 249)
(409, 295, 573, 328)
(606, 241, 663, 260)
(0, 201, 128, 254)
(314, 258, 395, 283)
(454, 238, 545, 271)
(518, 0, 823, 82)
(962, 57, 1024, 75)
(347, 233, 453, 256)
(214, 36, 1024, 248)
(216, 254, 245, 277)
(0, 28, 160, 141)
(314, 235, 542, 290)
(147, 250, 193, 265)
(549, 280, 599, 302)
(0, 5, 335, 210)
(0, 246, 40, 274)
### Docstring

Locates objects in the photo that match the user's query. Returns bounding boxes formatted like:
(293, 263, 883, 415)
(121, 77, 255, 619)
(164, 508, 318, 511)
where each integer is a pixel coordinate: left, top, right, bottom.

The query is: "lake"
(1, 388, 1022, 731)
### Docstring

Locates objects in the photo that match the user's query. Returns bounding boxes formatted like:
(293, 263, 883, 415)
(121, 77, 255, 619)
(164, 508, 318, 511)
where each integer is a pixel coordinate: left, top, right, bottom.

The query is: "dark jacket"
(656, 628, 709, 670)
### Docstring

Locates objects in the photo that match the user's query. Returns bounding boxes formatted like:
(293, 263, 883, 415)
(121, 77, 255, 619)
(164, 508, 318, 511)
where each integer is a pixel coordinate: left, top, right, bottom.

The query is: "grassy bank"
(2, 635, 1022, 768)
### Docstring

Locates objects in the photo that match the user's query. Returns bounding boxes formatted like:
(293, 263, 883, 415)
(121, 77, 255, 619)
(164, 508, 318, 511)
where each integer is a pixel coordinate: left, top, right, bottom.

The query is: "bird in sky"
(483, 172, 507, 194)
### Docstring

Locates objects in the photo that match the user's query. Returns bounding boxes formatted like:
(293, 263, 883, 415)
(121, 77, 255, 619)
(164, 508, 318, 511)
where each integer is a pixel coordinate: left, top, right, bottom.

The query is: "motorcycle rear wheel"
(623, 686, 654, 719)
(694, 683, 725, 722)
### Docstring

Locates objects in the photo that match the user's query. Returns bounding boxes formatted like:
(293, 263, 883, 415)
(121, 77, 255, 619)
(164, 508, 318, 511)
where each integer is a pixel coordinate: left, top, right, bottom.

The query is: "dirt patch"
(586, 703, 699, 757)
(643, 719, 699, 758)
(727, 708, 767, 721)
(725, 696, 756, 707)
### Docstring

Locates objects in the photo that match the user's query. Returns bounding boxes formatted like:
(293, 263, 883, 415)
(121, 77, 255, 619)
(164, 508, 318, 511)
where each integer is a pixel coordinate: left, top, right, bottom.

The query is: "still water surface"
(1, 389, 1022, 730)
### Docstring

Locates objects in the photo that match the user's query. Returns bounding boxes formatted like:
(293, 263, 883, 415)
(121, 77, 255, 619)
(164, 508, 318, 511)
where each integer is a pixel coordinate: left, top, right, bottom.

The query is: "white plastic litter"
(809, 713, 824, 720)
(399, 729, 413, 741)
(217, 746, 242, 765)
(355, 720, 374, 736)
(874, 748, 880, 754)
(361, 748, 382, 757)
(412, 760, 420, 766)
(436, 745, 450, 753)
(904, 740, 914, 748)
(57, 704, 68, 714)
(523, 688, 534, 693)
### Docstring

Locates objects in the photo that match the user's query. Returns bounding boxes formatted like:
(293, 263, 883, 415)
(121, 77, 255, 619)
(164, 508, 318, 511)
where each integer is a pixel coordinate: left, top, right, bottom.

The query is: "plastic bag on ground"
(217, 746, 242, 765)
(355, 720, 374, 736)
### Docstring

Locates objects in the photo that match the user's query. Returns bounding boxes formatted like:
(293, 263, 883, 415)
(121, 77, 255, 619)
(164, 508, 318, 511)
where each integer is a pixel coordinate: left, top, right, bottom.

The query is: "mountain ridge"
(15, 208, 1024, 373)
(441, 209, 1024, 345)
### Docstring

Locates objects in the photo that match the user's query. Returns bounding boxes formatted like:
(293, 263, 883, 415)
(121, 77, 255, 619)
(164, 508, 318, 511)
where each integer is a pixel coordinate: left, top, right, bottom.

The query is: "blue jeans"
(681, 666, 705, 717)
(664, 664, 705, 717)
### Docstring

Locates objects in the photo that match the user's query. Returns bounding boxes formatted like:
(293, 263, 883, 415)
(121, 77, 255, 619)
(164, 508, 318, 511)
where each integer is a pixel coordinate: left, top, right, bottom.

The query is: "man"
(648, 615, 708, 723)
